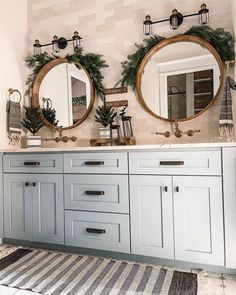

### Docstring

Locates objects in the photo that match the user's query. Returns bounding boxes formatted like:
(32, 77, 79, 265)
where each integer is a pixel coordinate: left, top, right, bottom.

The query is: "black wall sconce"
(33, 31, 82, 55)
(143, 3, 209, 35)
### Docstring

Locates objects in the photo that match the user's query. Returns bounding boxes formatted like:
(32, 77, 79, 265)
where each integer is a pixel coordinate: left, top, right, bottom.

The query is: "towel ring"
(8, 88, 22, 103)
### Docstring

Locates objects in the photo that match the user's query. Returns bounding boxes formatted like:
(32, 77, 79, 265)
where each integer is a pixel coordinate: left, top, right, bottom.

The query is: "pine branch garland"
(118, 26, 235, 89)
(25, 49, 108, 99)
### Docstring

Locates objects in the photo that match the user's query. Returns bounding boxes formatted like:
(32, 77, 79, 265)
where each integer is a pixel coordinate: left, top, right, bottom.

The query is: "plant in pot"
(21, 106, 44, 148)
(95, 97, 117, 138)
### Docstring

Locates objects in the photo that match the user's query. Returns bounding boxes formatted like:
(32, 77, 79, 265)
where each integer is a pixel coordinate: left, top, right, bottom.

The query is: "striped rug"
(0, 247, 197, 295)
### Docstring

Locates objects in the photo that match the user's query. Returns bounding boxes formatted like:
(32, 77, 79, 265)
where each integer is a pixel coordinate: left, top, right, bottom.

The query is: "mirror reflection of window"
(167, 69, 214, 120)
(167, 74, 186, 120)
(39, 63, 91, 128)
(71, 78, 87, 123)
(141, 41, 220, 121)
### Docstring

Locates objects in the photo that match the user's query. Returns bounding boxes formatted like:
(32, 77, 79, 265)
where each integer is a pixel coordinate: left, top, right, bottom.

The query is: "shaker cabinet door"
(4, 174, 32, 241)
(222, 147, 236, 268)
(32, 174, 64, 245)
(173, 176, 224, 266)
(130, 175, 174, 259)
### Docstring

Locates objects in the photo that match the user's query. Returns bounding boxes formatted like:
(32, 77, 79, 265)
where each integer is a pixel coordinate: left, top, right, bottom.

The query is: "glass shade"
(199, 3, 209, 25)
(33, 39, 41, 55)
(73, 31, 82, 52)
(52, 35, 60, 53)
(143, 15, 152, 35)
(170, 9, 179, 30)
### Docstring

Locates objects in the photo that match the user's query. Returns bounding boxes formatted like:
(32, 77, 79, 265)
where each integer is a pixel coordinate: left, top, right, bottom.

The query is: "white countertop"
(1, 142, 236, 153)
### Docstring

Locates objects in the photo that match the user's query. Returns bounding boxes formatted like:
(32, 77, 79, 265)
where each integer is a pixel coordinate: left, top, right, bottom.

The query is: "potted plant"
(21, 106, 44, 148)
(95, 97, 117, 138)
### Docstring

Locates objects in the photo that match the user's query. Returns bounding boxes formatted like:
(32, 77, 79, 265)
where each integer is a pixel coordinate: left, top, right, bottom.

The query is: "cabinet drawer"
(65, 211, 130, 253)
(64, 153, 128, 174)
(3, 154, 63, 173)
(129, 150, 221, 175)
(64, 175, 129, 213)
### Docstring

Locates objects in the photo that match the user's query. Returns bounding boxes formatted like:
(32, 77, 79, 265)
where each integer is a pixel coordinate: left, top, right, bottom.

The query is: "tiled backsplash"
(29, 0, 234, 146)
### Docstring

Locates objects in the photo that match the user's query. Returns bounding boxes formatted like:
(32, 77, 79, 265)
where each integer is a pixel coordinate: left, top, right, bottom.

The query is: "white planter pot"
(26, 135, 42, 148)
(99, 127, 111, 139)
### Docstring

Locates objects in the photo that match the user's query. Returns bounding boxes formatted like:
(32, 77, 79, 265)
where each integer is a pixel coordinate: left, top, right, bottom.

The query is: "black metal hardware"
(25, 182, 29, 187)
(24, 162, 40, 166)
(164, 186, 168, 192)
(85, 191, 105, 196)
(32, 182, 37, 187)
(86, 228, 106, 234)
(84, 161, 104, 166)
(160, 161, 184, 166)
(176, 186, 180, 192)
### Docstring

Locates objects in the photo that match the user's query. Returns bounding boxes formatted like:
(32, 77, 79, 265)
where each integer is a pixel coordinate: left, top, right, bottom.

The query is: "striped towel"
(6, 100, 21, 135)
(219, 76, 233, 136)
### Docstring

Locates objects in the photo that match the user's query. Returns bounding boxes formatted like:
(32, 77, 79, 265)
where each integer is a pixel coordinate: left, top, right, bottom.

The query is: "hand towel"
(6, 100, 21, 135)
(219, 76, 233, 136)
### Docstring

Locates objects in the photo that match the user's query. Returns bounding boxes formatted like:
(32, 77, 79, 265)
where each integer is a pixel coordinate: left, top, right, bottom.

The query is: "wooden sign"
(105, 87, 128, 95)
(106, 100, 128, 108)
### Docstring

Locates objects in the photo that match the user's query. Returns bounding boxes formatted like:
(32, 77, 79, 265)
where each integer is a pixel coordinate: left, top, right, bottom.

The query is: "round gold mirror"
(136, 35, 224, 122)
(32, 58, 94, 130)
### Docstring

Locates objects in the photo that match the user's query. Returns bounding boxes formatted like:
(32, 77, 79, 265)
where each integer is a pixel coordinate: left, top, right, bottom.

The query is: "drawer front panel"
(64, 153, 128, 174)
(65, 175, 129, 213)
(129, 150, 221, 175)
(65, 211, 130, 253)
(3, 154, 63, 173)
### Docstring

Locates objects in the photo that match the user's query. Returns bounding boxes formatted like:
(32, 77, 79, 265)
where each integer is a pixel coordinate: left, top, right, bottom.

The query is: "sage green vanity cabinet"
(4, 173, 64, 244)
(1, 148, 229, 268)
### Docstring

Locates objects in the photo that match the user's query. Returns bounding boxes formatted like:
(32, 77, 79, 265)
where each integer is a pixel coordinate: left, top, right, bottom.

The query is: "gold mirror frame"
(136, 35, 225, 122)
(32, 58, 95, 131)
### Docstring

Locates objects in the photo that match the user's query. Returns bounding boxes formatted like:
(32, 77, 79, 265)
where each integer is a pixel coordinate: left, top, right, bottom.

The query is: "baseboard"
(3, 238, 236, 275)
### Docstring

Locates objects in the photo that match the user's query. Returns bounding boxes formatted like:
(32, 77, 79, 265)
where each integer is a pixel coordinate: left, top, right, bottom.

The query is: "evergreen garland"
(117, 35, 165, 89)
(118, 26, 235, 89)
(25, 52, 56, 96)
(25, 48, 108, 99)
(184, 26, 235, 62)
(21, 106, 44, 135)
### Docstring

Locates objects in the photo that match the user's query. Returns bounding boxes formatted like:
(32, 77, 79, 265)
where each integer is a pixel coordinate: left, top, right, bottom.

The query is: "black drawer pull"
(85, 191, 105, 196)
(160, 161, 184, 166)
(84, 161, 104, 166)
(32, 182, 37, 187)
(24, 161, 40, 166)
(25, 182, 29, 187)
(86, 228, 106, 234)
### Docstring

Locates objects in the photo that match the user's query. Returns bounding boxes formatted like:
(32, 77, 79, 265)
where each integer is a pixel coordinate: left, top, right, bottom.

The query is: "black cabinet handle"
(176, 186, 180, 192)
(85, 191, 105, 196)
(164, 186, 168, 192)
(86, 228, 106, 234)
(32, 182, 37, 187)
(25, 182, 29, 187)
(24, 161, 40, 166)
(160, 161, 184, 166)
(84, 161, 104, 166)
